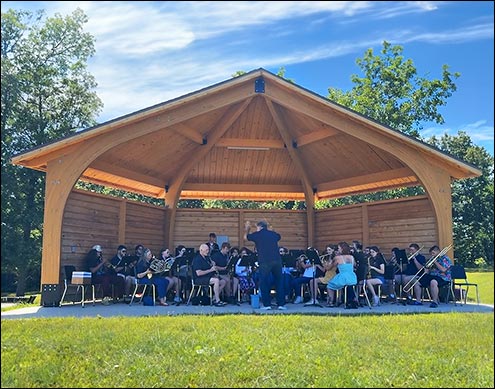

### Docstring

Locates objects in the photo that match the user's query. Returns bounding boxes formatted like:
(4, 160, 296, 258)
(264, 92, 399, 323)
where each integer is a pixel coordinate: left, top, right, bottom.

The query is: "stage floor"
(2, 299, 493, 320)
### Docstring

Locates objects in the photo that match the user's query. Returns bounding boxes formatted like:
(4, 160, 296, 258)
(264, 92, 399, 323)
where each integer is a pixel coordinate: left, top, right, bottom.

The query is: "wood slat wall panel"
(62, 191, 436, 274)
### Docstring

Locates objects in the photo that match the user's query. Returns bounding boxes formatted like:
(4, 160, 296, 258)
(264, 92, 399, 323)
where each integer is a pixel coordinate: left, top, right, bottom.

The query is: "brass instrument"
(403, 244, 452, 293)
(148, 255, 175, 277)
(406, 245, 425, 261)
(319, 253, 333, 268)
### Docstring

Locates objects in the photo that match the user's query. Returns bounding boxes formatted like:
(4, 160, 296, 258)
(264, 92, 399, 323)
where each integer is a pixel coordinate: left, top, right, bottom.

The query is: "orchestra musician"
(326, 242, 357, 307)
(351, 241, 368, 305)
(235, 247, 256, 302)
(109, 244, 136, 302)
(398, 243, 426, 305)
(383, 247, 400, 302)
(419, 245, 452, 308)
(86, 245, 125, 305)
(191, 243, 227, 306)
(308, 244, 338, 305)
(211, 242, 239, 304)
(135, 247, 170, 306)
(365, 246, 386, 306)
(158, 248, 183, 304)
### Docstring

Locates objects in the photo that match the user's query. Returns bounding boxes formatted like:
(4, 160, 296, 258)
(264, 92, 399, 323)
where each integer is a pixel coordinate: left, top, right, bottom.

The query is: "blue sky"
(3, 1, 494, 155)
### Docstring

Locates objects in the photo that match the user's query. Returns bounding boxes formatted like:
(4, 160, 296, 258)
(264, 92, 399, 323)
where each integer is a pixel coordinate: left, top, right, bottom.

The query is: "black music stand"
(226, 254, 240, 305)
(304, 249, 323, 308)
(395, 249, 408, 305)
(175, 256, 192, 305)
(281, 254, 297, 269)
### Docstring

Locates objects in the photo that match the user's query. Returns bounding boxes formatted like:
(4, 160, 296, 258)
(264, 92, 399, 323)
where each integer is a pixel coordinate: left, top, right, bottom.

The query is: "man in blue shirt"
(244, 220, 286, 310)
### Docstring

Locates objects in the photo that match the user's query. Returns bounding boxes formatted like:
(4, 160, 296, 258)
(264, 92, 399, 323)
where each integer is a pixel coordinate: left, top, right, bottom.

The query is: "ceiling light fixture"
(227, 146, 270, 151)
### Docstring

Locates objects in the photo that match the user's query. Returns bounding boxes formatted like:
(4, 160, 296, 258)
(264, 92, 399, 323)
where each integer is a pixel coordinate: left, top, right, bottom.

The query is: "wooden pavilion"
(10, 68, 481, 297)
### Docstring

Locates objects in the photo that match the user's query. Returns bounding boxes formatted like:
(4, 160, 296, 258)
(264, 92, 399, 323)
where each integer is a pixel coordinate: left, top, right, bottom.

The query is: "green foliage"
(1, 313, 493, 387)
(328, 41, 459, 137)
(426, 131, 494, 267)
(1, 8, 102, 294)
(325, 41, 493, 269)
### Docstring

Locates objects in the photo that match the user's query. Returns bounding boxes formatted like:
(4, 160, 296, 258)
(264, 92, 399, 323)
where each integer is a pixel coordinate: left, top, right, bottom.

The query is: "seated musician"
(235, 247, 256, 301)
(365, 246, 386, 306)
(175, 245, 192, 300)
(110, 245, 136, 302)
(135, 248, 170, 306)
(351, 241, 368, 304)
(211, 242, 239, 304)
(420, 245, 452, 308)
(309, 244, 337, 305)
(290, 254, 314, 304)
(86, 245, 125, 305)
(192, 243, 227, 306)
(158, 248, 182, 304)
(398, 243, 425, 305)
(383, 247, 400, 302)
(327, 242, 357, 307)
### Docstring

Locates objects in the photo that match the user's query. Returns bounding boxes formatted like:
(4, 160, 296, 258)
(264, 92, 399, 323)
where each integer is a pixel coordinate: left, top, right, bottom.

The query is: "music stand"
(226, 254, 240, 305)
(395, 249, 408, 305)
(281, 254, 297, 269)
(175, 256, 192, 305)
(304, 249, 323, 308)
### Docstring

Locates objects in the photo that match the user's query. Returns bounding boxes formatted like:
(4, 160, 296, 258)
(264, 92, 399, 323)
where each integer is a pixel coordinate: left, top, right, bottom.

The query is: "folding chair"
(129, 278, 156, 305)
(448, 265, 480, 305)
(186, 278, 213, 305)
(59, 265, 95, 308)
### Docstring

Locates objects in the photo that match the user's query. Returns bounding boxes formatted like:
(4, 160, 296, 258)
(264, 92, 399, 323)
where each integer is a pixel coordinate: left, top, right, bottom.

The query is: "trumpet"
(403, 244, 452, 293)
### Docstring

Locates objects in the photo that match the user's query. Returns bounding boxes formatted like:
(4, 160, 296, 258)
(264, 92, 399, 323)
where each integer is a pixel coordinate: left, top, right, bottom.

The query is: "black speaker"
(41, 284, 61, 307)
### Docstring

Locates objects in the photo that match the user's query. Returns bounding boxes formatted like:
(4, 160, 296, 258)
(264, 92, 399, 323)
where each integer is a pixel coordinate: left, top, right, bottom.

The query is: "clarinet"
(206, 255, 220, 278)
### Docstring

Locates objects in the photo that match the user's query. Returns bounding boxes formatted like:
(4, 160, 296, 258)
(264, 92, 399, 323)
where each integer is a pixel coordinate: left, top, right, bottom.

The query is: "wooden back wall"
(61, 190, 436, 276)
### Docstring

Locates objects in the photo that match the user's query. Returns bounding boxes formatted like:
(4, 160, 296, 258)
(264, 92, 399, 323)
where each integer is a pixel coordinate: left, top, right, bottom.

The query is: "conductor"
(244, 220, 287, 310)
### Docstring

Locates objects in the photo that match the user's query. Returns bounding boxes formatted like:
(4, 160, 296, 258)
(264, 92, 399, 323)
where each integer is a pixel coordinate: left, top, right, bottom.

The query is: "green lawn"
(465, 271, 493, 305)
(1, 313, 493, 388)
(1, 272, 493, 388)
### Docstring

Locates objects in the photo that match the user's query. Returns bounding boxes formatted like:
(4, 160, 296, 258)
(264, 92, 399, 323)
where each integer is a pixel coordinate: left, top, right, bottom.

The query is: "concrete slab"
(2, 300, 493, 320)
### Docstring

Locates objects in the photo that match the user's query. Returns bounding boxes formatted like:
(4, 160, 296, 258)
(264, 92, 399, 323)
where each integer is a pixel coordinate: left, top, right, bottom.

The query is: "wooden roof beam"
(88, 161, 165, 188)
(183, 183, 303, 192)
(215, 138, 285, 149)
(11, 81, 256, 168)
(164, 98, 253, 207)
(172, 123, 205, 144)
(295, 127, 339, 148)
(264, 99, 315, 202)
(317, 167, 418, 193)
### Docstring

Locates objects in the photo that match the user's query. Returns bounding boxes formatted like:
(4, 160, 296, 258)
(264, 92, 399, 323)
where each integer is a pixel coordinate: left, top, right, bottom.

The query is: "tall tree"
(1, 8, 102, 294)
(426, 132, 494, 267)
(326, 41, 493, 267)
(328, 41, 459, 138)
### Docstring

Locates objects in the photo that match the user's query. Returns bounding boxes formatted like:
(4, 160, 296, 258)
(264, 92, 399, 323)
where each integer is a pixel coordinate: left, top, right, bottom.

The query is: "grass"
(1, 313, 493, 388)
(1, 272, 493, 388)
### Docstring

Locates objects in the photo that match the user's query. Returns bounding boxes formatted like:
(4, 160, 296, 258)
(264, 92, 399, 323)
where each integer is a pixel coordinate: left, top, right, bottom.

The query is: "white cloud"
(421, 120, 494, 155)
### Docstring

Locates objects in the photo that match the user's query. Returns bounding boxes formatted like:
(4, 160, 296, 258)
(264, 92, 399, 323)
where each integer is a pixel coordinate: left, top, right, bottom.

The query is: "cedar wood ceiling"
(11, 68, 481, 202)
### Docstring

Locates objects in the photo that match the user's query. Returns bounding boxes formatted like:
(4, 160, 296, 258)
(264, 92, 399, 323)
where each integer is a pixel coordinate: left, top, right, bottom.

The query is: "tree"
(1, 8, 103, 294)
(326, 41, 493, 267)
(328, 41, 459, 138)
(426, 132, 494, 267)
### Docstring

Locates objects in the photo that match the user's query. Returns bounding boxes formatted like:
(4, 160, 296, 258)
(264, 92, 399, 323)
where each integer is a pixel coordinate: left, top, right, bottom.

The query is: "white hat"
(92, 244, 102, 252)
